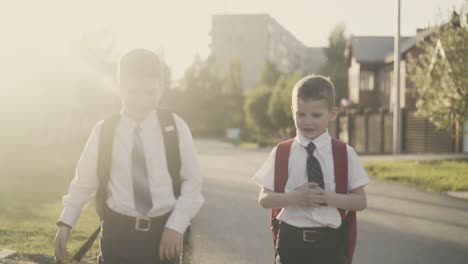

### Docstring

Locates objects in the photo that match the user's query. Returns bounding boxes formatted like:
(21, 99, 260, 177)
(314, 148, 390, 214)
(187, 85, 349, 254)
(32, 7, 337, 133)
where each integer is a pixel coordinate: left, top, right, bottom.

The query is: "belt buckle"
(135, 217, 151, 231)
(303, 230, 318, 242)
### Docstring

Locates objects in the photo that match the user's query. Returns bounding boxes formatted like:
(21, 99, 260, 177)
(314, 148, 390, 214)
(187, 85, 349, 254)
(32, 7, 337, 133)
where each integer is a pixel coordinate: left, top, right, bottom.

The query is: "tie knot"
(306, 142, 316, 155)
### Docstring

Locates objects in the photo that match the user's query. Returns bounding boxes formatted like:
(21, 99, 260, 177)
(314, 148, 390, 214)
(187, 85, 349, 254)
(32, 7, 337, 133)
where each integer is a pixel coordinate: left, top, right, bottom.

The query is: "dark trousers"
(275, 221, 347, 264)
(98, 208, 175, 264)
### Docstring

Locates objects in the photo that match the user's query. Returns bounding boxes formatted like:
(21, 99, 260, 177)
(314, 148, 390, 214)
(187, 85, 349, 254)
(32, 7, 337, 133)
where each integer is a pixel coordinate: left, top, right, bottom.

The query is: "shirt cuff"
(58, 206, 82, 228)
(165, 210, 192, 235)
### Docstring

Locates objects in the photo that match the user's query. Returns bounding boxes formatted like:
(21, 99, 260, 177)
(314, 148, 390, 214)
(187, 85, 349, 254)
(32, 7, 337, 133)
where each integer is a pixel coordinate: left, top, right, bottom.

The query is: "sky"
(0, 0, 466, 80)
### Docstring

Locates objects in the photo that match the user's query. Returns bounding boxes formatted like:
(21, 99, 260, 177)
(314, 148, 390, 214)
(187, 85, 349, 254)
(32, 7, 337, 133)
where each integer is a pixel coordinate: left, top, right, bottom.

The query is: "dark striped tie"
(305, 142, 324, 189)
(132, 125, 153, 216)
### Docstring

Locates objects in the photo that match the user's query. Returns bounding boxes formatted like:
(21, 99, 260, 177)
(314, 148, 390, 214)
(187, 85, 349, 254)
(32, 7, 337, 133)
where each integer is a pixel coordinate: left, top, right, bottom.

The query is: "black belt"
(104, 207, 170, 232)
(279, 221, 342, 242)
(70, 208, 171, 262)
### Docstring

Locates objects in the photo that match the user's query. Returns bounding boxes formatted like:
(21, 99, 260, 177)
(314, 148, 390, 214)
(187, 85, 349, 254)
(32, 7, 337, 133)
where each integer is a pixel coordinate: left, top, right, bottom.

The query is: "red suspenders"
(271, 138, 357, 264)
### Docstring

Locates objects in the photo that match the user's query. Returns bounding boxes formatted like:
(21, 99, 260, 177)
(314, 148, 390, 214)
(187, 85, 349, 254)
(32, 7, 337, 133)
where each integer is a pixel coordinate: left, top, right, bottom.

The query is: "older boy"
(54, 48, 204, 264)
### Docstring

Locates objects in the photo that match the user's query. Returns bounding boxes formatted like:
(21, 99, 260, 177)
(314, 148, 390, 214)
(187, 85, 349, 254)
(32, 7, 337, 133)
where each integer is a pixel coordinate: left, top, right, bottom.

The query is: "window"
(359, 71, 374, 91)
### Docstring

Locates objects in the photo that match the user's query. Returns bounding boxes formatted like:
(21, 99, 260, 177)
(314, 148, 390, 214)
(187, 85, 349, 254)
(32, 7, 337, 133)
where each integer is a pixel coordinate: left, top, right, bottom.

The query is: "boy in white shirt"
(54, 48, 204, 264)
(254, 75, 369, 264)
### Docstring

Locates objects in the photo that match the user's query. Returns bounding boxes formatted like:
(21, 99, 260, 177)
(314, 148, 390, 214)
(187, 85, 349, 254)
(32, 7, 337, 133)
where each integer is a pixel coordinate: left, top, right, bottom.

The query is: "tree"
(174, 55, 225, 136)
(260, 60, 281, 87)
(244, 86, 274, 139)
(222, 60, 244, 129)
(1, 29, 121, 149)
(159, 55, 173, 97)
(407, 10, 468, 152)
(243, 60, 283, 140)
(267, 73, 301, 135)
(164, 56, 245, 137)
(319, 24, 348, 104)
(72, 29, 118, 83)
(268, 76, 290, 131)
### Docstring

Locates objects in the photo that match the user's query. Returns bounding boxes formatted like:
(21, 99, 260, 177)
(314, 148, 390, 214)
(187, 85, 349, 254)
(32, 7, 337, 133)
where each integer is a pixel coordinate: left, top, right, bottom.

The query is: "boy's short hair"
(118, 48, 162, 83)
(292, 75, 336, 109)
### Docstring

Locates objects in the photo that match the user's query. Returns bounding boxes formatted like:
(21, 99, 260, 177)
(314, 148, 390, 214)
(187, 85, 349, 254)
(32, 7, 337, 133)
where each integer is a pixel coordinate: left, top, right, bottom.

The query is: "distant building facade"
(210, 14, 324, 91)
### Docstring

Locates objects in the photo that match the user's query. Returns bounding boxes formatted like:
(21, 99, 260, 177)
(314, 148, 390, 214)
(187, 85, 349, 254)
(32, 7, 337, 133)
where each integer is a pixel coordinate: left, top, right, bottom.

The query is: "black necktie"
(132, 125, 153, 216)
(305, 142, 324, 189)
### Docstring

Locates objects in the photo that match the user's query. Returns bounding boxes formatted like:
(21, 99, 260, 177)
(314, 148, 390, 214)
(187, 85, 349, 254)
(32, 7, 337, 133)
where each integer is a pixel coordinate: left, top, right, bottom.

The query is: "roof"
(349, 36, 413, 64)
(384, 29, 434, 63)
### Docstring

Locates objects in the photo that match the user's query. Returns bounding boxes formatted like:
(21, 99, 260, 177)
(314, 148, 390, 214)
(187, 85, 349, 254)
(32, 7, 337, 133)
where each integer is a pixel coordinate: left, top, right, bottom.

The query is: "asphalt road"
(189, 139, 468, 264)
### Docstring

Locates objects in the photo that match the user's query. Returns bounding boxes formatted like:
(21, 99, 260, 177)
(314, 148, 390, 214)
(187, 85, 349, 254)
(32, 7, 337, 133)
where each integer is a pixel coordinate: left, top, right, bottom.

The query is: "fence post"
(348, 111, 354, 147)
(365, 110, 370, 153)
(402, 108, 407, 152)
(336, 112, 341, 139)
(380, 109, 385, 153)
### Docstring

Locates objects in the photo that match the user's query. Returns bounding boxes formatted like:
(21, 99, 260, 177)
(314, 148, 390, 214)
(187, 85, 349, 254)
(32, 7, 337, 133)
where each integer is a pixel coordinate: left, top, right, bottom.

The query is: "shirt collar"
(120, 108, 157, 132)
(295, 129, 331, 150)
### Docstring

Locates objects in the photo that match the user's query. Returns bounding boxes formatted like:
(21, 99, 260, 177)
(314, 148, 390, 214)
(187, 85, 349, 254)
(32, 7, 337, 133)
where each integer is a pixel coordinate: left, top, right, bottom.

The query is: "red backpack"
(271, 138, 357, 264)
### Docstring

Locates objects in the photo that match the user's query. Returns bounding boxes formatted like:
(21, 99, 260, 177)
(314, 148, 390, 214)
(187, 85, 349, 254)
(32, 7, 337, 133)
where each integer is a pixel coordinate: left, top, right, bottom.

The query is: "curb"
(444, 191, 468, 201)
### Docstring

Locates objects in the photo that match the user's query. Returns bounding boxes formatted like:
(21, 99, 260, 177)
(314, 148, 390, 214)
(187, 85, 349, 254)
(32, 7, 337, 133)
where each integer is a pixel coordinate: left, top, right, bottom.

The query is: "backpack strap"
(331, 138, 357, 264)
(155, 108, 188, 261)
(74, 115, 120, 262)
(157, 108, 182, 197)
(95, 115, 120, 220)
(270, 138, 294, 247)
(332, 138, 348, 218)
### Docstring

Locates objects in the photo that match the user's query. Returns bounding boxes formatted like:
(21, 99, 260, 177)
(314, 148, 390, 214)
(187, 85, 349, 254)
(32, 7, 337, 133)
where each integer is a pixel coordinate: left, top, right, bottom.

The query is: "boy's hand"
(159, 227, 183, 261)
(290, 182, 326, 207)
(54, 226, 71, 263)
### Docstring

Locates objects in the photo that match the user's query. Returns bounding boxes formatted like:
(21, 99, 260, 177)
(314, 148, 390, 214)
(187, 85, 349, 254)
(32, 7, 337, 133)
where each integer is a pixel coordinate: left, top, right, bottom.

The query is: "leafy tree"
(260, 60, 281, 87)
(407, 10, 468, 152)
(267, 73, 301, 132)
(174, 55, 224, 136)
(244, 86, 274, 138)
(319, 23, 348, 104)
(243, 60, 283, 139)
(222, 60, 244, 129)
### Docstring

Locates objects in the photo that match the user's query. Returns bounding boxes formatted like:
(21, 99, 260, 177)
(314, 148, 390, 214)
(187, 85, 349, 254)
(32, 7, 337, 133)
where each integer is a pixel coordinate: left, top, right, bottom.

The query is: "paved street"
(190, 139, 468, 264)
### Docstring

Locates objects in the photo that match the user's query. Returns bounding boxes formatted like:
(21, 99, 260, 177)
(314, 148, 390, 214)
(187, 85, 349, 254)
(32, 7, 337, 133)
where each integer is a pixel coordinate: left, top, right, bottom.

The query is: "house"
(346, 31, 435, 111)
(344, 27, 464, 153)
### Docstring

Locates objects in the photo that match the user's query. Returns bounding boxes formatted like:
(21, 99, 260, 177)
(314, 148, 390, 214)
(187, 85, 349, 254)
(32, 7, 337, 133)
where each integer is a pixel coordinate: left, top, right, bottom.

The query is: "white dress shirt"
(59, 110, 204, 234)
(254, 130, 369, 228)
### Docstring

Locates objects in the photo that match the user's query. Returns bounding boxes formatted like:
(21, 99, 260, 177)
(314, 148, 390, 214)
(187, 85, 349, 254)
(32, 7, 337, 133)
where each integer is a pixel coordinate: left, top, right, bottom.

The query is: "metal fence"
(329, 110, 455, 154)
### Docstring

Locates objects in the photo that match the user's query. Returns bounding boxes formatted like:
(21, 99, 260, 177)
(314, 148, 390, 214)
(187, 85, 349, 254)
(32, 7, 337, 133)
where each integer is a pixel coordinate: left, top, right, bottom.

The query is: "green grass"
(364, 160, 468, 192)
(0, 144, 100, 263)
(238, 142, 260, 149)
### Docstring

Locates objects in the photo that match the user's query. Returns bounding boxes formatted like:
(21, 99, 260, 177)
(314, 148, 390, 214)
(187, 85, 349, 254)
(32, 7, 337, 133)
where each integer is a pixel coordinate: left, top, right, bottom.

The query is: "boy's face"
(292, 97, 337, 140)
(120, 75, 162, 115)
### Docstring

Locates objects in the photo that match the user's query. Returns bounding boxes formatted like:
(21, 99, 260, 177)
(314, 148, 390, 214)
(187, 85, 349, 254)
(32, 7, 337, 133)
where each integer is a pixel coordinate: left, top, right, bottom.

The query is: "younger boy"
(254, 75, 369, 264)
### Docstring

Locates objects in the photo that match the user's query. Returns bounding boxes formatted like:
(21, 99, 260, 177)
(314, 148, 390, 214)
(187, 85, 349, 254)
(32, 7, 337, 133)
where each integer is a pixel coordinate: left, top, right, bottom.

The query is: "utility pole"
(393, 0, 402, 153)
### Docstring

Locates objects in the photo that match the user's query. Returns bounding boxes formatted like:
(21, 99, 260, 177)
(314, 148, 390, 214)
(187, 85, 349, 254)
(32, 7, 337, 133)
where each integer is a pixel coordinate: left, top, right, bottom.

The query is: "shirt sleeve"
(346, 145, 370, 191)
(165, 114, 205, 234)
(58, 121, 103, 227)
(252, 147, 277, 191)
